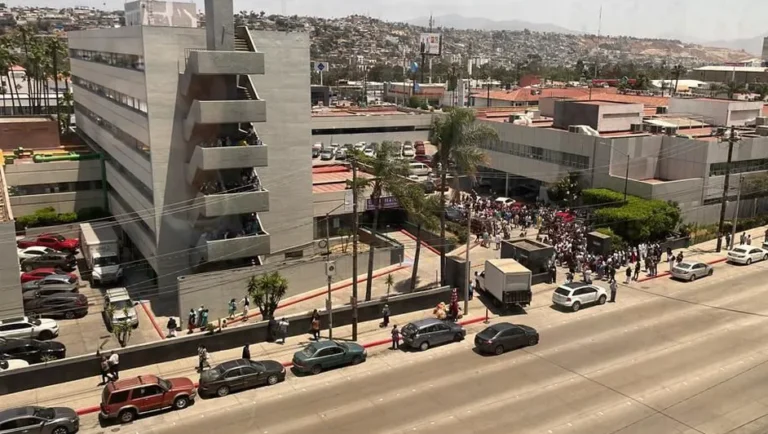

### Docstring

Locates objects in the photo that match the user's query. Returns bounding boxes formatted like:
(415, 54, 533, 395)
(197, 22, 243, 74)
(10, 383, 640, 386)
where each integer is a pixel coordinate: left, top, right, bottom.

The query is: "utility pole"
(716, 126, 739, 252)
(623, 154, 630, 202)
(351, 158, 359, 341)
(730, 175, 744, 251)
(325, 216, 333, 340)
(464, 205, 472, 315)
(594, 5, 602, 79)
(486, 76, 491, 107)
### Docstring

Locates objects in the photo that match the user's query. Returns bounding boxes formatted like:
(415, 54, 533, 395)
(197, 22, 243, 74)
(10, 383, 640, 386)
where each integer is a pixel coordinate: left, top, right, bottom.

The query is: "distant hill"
(704, 34, 765, 57)
(408, 14, 580, 35)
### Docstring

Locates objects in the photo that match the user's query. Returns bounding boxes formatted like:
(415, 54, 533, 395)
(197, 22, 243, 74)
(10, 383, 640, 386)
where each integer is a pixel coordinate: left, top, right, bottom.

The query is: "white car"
(354, 142, 366, 151)
(0, 316, 59, 340)
(670, 261, 713, 281)
(363, 148, 375, 158)
(552, 282, 608, 312)
(495, 197, 516, 205)
(0, 359, 29, 372)
(402, 144, 415, 158)
(17, 246, 58, 262)
(727, 245, 768, 265)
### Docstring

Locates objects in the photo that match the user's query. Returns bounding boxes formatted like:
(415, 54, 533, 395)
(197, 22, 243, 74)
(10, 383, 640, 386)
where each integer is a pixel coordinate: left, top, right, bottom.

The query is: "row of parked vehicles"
(312, 140, 428, 161)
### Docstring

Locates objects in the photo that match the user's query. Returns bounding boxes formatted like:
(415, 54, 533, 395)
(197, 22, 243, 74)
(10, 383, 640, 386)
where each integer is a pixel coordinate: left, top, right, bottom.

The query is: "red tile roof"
(472, 87, 669, 108)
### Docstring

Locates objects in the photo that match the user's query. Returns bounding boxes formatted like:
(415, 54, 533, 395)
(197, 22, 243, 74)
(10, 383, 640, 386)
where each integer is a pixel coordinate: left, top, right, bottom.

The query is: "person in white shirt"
(108, 351, 120, 380)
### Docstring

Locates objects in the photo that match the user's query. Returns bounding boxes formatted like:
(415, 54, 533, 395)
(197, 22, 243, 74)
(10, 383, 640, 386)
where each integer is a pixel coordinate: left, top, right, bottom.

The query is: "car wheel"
(216, 386, 230, 397)
(571, 301, 581, 312)
(419, 341, 430, 351)
(747, 258, 752, 265)
(494, 345, 505, 355)
(764, 254, 768, 261)
(118, 409, 136, 424)
(707, 269, 713, 276)
(311, 365, 322, 375)
(597, 295, 607, 305)
(173, 396, 189, 410)
(40, 354, 58, 362)
(267, 374, 279, 385)
(64, 311, 76, 320)
(528, 336, 539, 346)
(52, 426, 69, 434)
(453, 333, 464, 342)
(24, 265, 33, 272)
(37, 330, 53, 340)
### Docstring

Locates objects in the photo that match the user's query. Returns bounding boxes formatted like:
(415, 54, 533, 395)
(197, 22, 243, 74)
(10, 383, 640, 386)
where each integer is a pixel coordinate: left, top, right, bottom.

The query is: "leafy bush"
(582, 188, 625, 206)
(596, 227, 626, 251)
(15, 206, 108, 230)
(585, 188, 681, 243)
(446, 221, 468, 245)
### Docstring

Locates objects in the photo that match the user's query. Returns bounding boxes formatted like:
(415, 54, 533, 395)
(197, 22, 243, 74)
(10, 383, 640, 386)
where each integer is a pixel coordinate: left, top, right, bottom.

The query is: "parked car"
(24, 292, 89, 320)
(552, 282, 607, 312)
(353, 142, 366, 151)
(22, 274, 79, 294)
(17, 233, 79, 252)
(0, 337, 66, 364)
(311, 147, 320, 158)
(20, 269, 78, 284)
(319, 149, 334, 160)
(445, 206, 464, 223)
(474, 323, 539, 355)
(420, 180, 436, 194)
(335, 148, 348, 160)
(494, 197, 516, 205)
(408, 162, 432, 177)
(414, 154, 433, 165)
(0, 317, 59, 340)
(414, 140, 425, 155)
(103, 288, 139, 329)
(292, 340, 366, 375)
(198, 358, 286, 397)
(99, 374, 196, 424)
(401, 318, 466, 351)
(17, 246, 59, 263)
(670, 260, 713, 281)
(363, 147, 375, 158)
(0, 406, 79, 434)
(20, 252, 76, 273)
(727, 245, 768, 265)
(402, 144, 415, 158)
(0, 358, 29, 372)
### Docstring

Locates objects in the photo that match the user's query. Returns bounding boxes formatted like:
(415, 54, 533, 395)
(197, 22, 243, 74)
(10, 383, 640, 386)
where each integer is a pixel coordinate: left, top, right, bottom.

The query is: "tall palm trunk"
(364, 199, 380, 301)
(410, 223, 421, 292)
(439, 162, 447, 285)
(9, 72, 19, 114)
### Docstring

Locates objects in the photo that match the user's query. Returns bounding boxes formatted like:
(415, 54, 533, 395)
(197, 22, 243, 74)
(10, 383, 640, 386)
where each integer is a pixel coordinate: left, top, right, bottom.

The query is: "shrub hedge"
(584, 188, 681, 243)
(16, 206, 109, 230)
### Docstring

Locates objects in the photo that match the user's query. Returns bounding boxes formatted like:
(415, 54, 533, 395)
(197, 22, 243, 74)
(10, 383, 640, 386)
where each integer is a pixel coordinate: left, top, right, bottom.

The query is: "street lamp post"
(323, 202, 347, 340)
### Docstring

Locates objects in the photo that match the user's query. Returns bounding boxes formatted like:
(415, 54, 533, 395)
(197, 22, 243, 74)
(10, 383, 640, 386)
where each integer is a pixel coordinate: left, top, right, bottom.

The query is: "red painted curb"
(399, 229, 441, 256)
(139, 301, 166, 340)
(636, 257, 727, 283)
(74, 314, 489, 416)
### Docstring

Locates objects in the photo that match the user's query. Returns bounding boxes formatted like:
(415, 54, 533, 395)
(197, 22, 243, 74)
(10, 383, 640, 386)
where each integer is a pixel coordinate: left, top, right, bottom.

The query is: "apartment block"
(68, 0, 313, 313)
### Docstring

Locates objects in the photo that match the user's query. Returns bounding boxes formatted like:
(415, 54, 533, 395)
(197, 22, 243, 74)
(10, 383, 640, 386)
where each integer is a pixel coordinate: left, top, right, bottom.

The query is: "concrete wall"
(553, 100, 599, 130)
(10, 190, 103, 215)
(658, 136, 708, 181)
(0, 220, 22, 319)
(310, 112, 433, 147)
(669, 98, 763, 126)
(68, 25, 145, 56)
(247, 30, 314, 255)
(69, 59, 146, 100)
(0, 285, 452, 395)
(0, 118, 59, 149)
(4, 160, 102, 186)
(596, 103, 643, 133)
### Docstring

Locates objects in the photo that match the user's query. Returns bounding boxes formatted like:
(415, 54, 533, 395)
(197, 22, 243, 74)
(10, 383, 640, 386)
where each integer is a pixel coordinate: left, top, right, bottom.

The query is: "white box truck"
(479, 259, 532, 309)
(80, 222, 122, 286)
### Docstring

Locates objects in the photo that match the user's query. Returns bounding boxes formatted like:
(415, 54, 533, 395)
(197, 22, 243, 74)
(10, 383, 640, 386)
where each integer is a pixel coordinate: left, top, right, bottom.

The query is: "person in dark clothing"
(100, 355, 112, 384)
(633, 261, 641, 281)
(625, 266, 632, 284)
(381, 304, 390, 328)
(242, 344, 251, 360)
(609, 279, 618, 303)
(267, 317, 277, 342)
(166, 317, 177, 338)
(549, 264, 557, 284)
(391, 325, 400, 350)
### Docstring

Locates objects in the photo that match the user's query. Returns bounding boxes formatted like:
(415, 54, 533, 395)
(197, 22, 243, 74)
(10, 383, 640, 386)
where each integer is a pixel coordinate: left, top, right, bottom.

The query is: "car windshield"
(732, 248, 748, 254)
(402, 323, 418, 335)
(676, 263, 693, 269)
(302, 344, 317, 357)
(95, 257, 119, 266)
(554, 287, 571, 296)
(158, 378, 172, 390)
(110, 300, 133, 311)
(33, 407, 56, 420)
(31, 319, 41, 326)
(201, 367, 222, 380)
(51, 235, 65, 241)
(478, 327, 498, 339)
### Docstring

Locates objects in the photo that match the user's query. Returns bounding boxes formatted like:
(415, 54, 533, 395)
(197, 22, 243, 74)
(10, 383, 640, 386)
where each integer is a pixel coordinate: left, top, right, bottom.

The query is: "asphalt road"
(76, 259, 768, 434)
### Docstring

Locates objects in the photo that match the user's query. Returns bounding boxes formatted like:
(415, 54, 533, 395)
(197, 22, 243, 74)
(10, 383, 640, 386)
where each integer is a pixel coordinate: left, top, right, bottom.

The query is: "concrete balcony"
(191, 189, 269, 219)
(199, 231, 271, 262)
(186, 144, 268, 184)
(181, 50, 265, 96)
(184, 100, 267, 141)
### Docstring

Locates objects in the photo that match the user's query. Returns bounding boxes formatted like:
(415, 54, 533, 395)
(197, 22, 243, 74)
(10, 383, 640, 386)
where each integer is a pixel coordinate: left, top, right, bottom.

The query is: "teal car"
(291, 340, 367, 375)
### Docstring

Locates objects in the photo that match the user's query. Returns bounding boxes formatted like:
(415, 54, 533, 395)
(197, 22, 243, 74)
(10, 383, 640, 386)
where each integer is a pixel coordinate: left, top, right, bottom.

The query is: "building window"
(107, 185, 154, 235)
(74, 102, 150, 160)
(72, 76, 147, 115)
(11, 180, 103, 196)
(479, 140, 590, 169)
(69, 49, 145, 71)
(709, 158, 768, 177)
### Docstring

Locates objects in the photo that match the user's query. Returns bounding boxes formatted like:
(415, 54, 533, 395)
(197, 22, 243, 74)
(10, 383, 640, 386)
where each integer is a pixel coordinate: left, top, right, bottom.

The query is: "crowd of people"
(202, 128, 263, 148)
(200, 168, 263, 195)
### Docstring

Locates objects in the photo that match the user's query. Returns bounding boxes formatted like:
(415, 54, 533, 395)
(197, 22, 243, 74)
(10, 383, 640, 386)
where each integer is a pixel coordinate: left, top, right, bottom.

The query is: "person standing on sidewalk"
(242, 344, 250, 360)
(100, 355, 112, 384)
(747, 234, 752, 245)
(391, 325, 400, 350)
(166, 317, 177, 338)
(609, 279, 618, 303)
(381, 304, 390, 327)
(726, 232, 732, 250)
(633, 261, 641, 281)
(187, 309, 196, 334)
(241, 295, 250, 321)
(310, 316, 321, 341)
(108, 351, 120, 380)
(228, 298, 237, 319)
(278, 318, 289, 344)
(740, 232, 746, 246)
(624, 266, 632, 284)
(197, 345, 210, 372)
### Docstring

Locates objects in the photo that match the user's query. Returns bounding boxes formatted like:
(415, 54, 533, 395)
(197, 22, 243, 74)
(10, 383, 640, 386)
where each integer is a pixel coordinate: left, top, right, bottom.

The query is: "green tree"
(546, 172, 582, 206)
(358, 142, 409, 301)
(399, 183, 440, 292)
(429, 108, 498, 283)
(726, 81, 746, 100)
(247, 272, 288, 320)
(107, 305, 133, 347)
(0, 36, 20, 115)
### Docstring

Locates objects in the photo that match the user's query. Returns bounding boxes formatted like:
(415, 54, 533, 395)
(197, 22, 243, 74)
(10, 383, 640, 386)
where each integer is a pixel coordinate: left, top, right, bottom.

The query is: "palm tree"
(358, 142, 409, 301)
(709, 82, 724, 98)
(0, 36, 20, 115)
(399, 183, 440, 292)
(429, 108, 498, 284)
(671, 64, 685, 96)
(754, 83, 768, 101)
(726, 81, 746, 100)
(46, 36, 67, 122)
(247, 271, 288, 320)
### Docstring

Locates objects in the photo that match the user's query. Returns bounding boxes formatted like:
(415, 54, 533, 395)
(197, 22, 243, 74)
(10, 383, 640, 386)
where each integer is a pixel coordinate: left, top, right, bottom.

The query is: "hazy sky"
(7, 0, 768, 42)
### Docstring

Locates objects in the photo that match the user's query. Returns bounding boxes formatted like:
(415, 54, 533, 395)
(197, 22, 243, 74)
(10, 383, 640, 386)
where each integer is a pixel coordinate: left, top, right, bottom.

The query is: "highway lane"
(75, 259, 768, 434)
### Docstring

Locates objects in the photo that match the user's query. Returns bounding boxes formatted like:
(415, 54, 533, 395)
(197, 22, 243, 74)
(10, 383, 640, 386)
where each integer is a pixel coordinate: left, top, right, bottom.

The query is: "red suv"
(100, 374, 196, 423)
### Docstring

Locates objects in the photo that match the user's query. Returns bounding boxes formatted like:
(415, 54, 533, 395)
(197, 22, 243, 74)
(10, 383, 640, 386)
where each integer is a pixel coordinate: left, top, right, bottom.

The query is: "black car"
(0, 337, 66, 364)
(23, 292, 89, 319)
(20, 253, 76, 273)
(474, 322, 539, 355)
(198, 358, 285, 397)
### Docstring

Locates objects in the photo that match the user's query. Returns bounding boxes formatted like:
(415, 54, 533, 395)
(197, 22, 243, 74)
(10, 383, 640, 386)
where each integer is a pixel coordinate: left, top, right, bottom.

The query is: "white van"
(409, 162, 432, 177)
(103, 287, 139, 329)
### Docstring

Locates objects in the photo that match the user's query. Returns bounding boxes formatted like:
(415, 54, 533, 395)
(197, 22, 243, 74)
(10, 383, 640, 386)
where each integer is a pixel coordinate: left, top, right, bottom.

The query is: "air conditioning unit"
(630, 123, 644, 133)
(325, 261, 336, 277)
(665, 126, 679, 136)
(756, 116, 768, 126)
(656, 106, 668, 114)
(757, 125, 768, 136)
(716, 126, 728, 135)
(508, 114, 524, 123)
(649, 125, 664, 134)
(568, 125, 581, 133)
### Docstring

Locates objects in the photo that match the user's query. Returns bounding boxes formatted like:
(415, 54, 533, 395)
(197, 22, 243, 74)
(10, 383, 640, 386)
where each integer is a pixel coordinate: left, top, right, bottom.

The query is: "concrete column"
(204, 0, 234, 52)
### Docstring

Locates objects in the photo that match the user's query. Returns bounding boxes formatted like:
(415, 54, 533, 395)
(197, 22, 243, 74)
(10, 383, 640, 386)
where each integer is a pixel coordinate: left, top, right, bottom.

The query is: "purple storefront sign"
(366, 196, 399, 211)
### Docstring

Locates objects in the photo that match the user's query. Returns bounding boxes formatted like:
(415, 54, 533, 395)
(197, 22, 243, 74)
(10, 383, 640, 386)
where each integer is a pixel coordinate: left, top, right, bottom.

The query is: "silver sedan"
(670, 260, 713, 281)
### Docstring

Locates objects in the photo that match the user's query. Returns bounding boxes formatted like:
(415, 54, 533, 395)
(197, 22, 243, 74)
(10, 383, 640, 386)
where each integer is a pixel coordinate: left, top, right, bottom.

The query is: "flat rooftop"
(311, 107, 424, 118)
(0, 117, 52, 124)
(312, 165, 373, 193)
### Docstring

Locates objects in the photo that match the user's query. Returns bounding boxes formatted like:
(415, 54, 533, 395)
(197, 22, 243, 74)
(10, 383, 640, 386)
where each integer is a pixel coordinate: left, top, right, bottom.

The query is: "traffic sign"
(315, 61, 328, 72)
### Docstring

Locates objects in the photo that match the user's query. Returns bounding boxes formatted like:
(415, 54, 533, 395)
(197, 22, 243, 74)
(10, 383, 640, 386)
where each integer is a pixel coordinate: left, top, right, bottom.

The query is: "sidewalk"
(0, 297, 490, 413)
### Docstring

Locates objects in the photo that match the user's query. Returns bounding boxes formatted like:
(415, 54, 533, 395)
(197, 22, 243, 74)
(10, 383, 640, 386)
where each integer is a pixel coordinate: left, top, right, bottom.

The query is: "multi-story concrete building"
(311, 107, 434, 146)
(0, 162, 21, 318)
(68, 0, 313, 313)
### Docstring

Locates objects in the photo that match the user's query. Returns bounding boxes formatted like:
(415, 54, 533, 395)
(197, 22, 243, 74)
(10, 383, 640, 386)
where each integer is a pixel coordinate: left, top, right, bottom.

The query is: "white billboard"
(419, 33, 442, 56)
